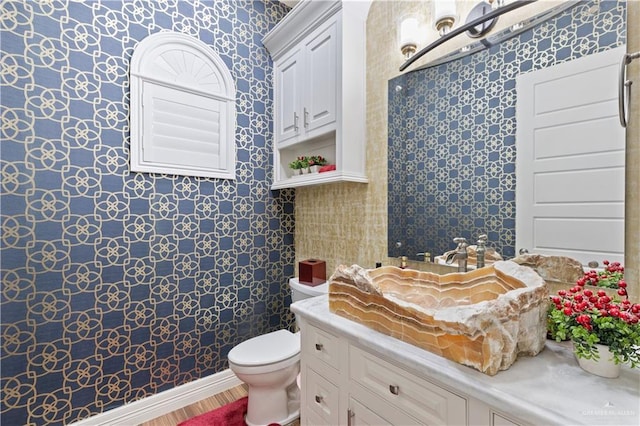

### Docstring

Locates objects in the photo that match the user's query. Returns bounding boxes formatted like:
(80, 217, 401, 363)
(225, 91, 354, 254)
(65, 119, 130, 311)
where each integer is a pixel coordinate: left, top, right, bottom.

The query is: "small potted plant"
(288, 156, 305, 175)
(548, 277, 640, 377)
(308, 155, 328, 173)
(299, 156, 310, 174)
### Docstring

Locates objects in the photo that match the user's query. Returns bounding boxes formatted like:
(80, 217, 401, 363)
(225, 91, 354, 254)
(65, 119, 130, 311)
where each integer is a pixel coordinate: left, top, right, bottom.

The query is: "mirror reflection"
(388, 0, 626, 263)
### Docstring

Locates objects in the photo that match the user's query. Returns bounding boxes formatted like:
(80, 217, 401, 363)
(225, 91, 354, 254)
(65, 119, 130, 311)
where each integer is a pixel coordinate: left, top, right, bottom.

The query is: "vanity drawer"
(305, 366, 340, 425)
(349, 345, 467, 425)
(304, 324, 340, 371)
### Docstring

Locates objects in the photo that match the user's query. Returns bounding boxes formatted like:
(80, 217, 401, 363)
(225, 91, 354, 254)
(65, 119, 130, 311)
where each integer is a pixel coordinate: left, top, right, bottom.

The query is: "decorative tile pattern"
(388, 0, 626, 261)
(0, 1, 292, 424)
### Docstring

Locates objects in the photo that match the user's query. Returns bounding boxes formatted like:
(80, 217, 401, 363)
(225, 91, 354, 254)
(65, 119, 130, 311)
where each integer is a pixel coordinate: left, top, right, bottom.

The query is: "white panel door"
(516, 46, 626, 268)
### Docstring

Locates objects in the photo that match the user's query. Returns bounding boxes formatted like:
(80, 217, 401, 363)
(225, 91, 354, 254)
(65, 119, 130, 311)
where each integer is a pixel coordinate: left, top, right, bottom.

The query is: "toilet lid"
(228, 329, 299, 366)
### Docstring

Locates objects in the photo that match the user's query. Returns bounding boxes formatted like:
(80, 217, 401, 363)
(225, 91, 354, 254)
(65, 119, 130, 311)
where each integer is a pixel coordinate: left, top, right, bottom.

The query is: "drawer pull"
(315, 395, 323, 403)
(315, 343, 323, 351)
(389, 384, 400, 395)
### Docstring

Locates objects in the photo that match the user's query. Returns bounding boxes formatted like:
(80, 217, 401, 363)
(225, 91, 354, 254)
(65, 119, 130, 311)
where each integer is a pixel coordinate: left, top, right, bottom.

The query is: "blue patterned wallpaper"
(388, 0, 626, 261)
(0, 1, 292, 424)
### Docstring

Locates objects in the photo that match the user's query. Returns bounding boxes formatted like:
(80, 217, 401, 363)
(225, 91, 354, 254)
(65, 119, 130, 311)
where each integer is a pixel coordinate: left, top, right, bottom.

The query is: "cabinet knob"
(315, 343, 323, 351)
(294, 112, 299, 132)
(304, 107, 309, 128)
(389, 384, 400, 395)
(315, 395, 323, 403)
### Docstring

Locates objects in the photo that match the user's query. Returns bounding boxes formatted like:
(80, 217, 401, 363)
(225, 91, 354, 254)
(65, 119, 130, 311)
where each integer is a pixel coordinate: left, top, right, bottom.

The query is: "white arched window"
(130, 32, 236, 179)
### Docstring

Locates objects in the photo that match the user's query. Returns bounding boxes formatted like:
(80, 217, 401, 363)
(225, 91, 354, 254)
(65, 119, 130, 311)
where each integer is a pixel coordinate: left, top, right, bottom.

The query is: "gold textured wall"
(295, 0, 639, 301)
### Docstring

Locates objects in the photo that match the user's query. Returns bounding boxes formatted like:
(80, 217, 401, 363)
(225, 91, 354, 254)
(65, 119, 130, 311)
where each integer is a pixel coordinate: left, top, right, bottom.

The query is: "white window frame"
(130, 31, 236, 179)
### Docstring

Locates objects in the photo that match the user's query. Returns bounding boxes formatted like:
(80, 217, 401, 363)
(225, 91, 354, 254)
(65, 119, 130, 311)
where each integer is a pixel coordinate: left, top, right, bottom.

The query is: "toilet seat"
(228, 329, 300, 375)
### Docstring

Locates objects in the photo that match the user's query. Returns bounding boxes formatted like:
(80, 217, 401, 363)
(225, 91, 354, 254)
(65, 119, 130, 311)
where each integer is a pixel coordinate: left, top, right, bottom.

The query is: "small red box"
(299, 259, 326, 286)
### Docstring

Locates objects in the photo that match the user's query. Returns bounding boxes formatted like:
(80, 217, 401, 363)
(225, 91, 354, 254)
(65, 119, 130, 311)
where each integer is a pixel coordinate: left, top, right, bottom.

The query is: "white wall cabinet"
(263, 0, 369, 189)
(299, 319, 525, 426)
(274, 19, 337, 146)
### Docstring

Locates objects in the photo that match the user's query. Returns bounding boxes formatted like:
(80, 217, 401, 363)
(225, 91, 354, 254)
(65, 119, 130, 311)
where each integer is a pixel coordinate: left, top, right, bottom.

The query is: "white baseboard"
(72, 369, 242, 426)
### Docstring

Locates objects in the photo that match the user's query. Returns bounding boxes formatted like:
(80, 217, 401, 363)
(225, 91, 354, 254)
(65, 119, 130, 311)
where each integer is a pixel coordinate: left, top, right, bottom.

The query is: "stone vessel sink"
(328, 261, 549, 375)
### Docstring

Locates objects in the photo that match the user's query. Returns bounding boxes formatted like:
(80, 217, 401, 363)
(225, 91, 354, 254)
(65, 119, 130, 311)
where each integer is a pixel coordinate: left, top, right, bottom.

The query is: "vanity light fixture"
(490, 0, 506, 10)
(466, 0, 499, 39)
(399, 17, 419, 59)
(399, 0, 536, 72)
(432, 0, 457, 36)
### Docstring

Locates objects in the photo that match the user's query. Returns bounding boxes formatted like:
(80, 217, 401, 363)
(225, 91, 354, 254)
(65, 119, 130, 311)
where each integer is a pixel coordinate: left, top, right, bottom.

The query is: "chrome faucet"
(445, 237, 469, 272)
(476, 234, 488, 269)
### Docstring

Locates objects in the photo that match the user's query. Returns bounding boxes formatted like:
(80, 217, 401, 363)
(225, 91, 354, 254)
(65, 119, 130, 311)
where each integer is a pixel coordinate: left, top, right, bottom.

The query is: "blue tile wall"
(0, 1, 292, 424)
(389, 0, 626, 261)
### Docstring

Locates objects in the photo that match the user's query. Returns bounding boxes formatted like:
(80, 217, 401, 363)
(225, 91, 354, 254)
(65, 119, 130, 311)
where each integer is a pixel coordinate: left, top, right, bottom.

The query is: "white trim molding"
(71, 369, 242, 426)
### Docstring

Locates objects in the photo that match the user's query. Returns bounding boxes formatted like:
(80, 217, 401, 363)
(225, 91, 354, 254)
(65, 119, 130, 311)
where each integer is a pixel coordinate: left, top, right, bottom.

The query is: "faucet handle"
(416, 252, 431, 262)
(453, 237, 468, 248)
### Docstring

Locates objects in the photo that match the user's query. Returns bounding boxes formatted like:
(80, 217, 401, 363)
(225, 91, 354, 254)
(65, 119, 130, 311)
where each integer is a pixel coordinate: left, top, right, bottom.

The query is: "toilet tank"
(289, 278, 328, 303)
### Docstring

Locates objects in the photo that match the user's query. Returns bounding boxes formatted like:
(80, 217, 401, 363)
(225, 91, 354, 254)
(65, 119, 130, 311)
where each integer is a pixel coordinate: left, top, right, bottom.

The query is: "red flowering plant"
(580, 260, 626, 291)
(308, 155, 327, 166)
(547, 278, 640, 368)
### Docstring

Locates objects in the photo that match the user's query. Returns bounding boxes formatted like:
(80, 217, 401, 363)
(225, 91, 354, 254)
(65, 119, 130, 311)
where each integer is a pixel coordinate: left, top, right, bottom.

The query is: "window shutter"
(130, 32, 236, 179)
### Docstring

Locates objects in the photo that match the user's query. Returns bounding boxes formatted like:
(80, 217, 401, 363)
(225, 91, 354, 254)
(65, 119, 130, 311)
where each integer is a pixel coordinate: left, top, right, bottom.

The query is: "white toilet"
(228, 278, 328, 426)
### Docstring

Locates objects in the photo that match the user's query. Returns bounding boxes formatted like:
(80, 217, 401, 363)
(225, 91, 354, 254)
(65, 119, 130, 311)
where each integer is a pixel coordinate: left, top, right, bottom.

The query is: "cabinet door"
(493, 413, 521, 426)
(303, 19, 337, 135)
(349, 397, 391, 426)
(349, 396, 421, 426)
(274, 48, 302, 145)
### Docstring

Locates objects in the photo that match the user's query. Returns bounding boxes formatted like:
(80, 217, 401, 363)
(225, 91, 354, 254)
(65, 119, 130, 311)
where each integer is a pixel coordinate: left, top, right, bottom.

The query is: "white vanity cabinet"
(263, 0, 369, 189)
(293, 296, 640, 426)
(299, 319, 518, 426)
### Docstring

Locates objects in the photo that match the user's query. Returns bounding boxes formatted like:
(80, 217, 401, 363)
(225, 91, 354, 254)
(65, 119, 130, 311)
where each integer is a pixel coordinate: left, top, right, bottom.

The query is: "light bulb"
(399, 17, 419, 59)
(432, 0, 457, 36)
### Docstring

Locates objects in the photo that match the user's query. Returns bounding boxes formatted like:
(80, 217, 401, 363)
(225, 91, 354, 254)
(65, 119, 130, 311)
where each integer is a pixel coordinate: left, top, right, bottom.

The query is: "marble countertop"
(292, 295, 640, 426)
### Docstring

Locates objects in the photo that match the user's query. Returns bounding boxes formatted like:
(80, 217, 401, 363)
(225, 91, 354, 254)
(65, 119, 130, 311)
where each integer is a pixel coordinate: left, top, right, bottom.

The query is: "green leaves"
(547, 293, 640, 368)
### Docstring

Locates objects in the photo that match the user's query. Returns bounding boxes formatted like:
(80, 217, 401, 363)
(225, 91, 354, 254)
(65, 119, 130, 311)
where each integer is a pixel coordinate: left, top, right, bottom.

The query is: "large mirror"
(388, 0, 627, 262)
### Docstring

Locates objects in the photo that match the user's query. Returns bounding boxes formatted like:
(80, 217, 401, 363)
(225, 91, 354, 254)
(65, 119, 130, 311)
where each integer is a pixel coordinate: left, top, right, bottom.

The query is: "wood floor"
(140, 384, 300, 426)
